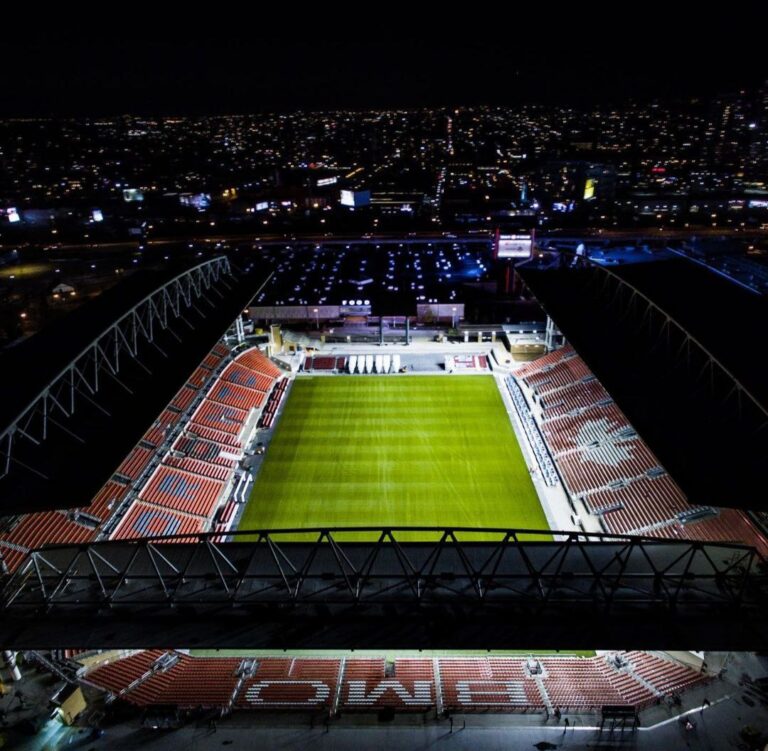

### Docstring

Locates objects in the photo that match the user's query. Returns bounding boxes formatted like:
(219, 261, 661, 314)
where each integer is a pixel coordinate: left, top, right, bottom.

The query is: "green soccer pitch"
(238, 375, 550, 541)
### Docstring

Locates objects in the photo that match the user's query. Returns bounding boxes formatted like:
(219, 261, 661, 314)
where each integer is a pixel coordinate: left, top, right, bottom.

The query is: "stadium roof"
(0, 258, 263, 516)
(0, 266, 191, 429)
(519, 255, 768, 511)
(2, 530, 765, 650)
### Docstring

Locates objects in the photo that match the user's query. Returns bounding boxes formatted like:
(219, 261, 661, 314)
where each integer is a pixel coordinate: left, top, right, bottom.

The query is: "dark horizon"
(2, 20, 767, 117)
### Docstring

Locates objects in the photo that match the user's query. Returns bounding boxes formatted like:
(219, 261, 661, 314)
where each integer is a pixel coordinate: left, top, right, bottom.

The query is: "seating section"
(138, 466, 224, 518)
(220, 362, 274, 393)
(303, 356, 351, 373)
(524, 358, 592, 398)
(450, 355, 489, 371)
(115, 446, 155, 482)
(304, 356, 337, 371)
(555, 440, 660, 497)
(172, 434, 239, 467)
(185, 423, 242, 450)
(164, 455, 232, 482)
(84, 652, 706, 715)
(0, 511, 95, 555)
(236, 658, 341, 709)
(201, 351, 226, 371)
(439, 657, 544, 711)
(513, 348, 768, 553)
(210, 381, 266, 412)
(594, 659, 656, 707)
(540, 657, 628, 710)
(259, 380, 288, 429)
(341, 658, 435, 711)
(80, 481, 131, 522)
(86, 650, 169, 703)
(191, 401, 249, 435)
(541, 404, 630, 455)
(623, 652, 708, 695)
(170, 385, 197, 412)
(150, 657, 242, 708)
(110, 501, 208, 540)
(187, 366, 211, 389)
(105, 346, 283, 542)
(540, 380, 611, 419)
(587, 474, 687, 520)
(235, 348, 282, 379)
(658, 508, 768, 559)
(196, 344, 230, 374)
(107, 346, 282, 543)
(143, 409, 183, 448)
(514, 345, 575, 380)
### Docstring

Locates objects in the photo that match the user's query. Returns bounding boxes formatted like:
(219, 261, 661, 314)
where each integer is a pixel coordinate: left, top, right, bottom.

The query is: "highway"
(4, 224, 767, 256)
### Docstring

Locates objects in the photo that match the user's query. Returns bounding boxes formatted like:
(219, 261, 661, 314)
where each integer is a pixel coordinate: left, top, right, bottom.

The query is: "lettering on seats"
(346, 680, 433, 706)
(244, 680, 330, 706)
(455, 681, 527, 705)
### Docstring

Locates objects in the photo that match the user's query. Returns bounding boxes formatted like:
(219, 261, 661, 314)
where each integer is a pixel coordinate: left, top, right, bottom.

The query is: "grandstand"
(80, 650, 708, 716)
(510, 346, 768, 555)
(0, 343, 283, 570)
(518, 258, 768, 510)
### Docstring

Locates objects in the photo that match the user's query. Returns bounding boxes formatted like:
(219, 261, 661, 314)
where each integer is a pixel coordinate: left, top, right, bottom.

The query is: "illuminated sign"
(179, 193, 211, 211)
(316, 177, 338, 187)
(6, 207, 20, 223)
(255, 201, 269, 211)
(583, 178, 596, 201)
(91, 209, 104, 222)
(496, 234, 532, 259)
(123, 189, 144, 203)
(340, 190, 371, 208)
(748, 199, 768, 209)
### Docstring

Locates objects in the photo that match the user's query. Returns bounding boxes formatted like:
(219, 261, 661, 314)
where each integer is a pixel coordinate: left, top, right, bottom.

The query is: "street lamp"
(451, 306, 457, 330)
(313, 308, 319, 330)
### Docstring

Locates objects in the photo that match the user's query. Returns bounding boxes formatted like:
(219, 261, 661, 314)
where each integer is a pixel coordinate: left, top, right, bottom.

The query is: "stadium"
(0, 239, 767, 749)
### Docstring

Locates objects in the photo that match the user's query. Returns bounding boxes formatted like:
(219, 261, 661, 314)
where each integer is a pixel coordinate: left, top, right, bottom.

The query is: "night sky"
(2, 18, 766, 116)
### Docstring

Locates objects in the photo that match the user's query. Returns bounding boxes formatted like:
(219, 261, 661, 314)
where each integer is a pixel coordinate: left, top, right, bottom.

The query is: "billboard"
(255, 201, 269, 212)
(123, 189, 144, 203)
(316, 176, 338, 187)
(91, 209, 104, 222)
(340, 189, 371, 208)
(179, 193, 211, 211)
(5, 207, 20, 223)
(496, 234, 532, 259)
(583, 178, 596, 200)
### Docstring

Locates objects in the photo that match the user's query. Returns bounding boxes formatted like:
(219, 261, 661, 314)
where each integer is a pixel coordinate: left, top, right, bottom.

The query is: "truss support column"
(235, 316, 245, 344)
(2, 431, 11, 478)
